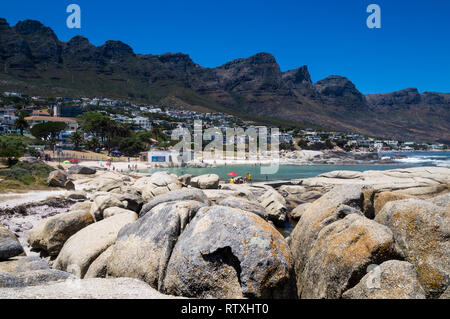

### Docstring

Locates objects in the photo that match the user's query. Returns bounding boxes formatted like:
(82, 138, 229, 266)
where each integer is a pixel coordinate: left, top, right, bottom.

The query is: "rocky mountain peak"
(366, 88, 422, 107)
(0, 18, 9, 27)
(14, 20, 56, 38)
(155, 53, 197, 69)
(99, 40, 135, 59)
(314, 75, 366, 106)
(282, 65, 312, 86)
(66, 35, 91, 46)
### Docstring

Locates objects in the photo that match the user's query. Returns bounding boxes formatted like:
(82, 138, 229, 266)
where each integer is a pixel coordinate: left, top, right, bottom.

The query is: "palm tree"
(88, 136, 101, 152)
(14, 114, 29, 136)
(70, 130, 84, 151)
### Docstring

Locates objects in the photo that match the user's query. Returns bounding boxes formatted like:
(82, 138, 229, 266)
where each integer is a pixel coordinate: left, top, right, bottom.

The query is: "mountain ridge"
(0, 18, 449, 143)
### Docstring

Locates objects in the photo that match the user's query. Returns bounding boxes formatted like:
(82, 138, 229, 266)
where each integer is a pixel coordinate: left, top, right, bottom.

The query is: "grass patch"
(0, 161, 55, 192)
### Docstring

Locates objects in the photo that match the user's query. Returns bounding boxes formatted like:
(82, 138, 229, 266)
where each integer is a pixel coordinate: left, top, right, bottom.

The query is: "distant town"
(0, 91, 448, 163)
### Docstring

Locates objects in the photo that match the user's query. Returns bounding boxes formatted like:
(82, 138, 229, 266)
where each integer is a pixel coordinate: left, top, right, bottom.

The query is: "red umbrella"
(227, 172, 237, 176)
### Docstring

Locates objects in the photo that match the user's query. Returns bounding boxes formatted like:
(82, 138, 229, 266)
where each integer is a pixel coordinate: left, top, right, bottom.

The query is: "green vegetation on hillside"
(0, 161, 54, 191)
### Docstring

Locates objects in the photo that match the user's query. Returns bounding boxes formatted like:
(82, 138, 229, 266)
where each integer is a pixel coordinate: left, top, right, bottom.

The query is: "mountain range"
(0, 18, 449, 143)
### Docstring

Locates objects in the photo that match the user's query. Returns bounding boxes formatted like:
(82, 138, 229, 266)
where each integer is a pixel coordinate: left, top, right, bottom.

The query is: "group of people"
(230, 172, 252, 184)
(128, 164, 139, 172)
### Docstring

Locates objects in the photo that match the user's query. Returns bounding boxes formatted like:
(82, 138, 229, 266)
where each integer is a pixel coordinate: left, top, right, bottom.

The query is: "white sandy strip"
(0, 190, 67, 209)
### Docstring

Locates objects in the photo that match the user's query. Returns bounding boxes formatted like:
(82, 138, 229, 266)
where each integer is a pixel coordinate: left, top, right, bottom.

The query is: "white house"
(141, 150, 182, 163)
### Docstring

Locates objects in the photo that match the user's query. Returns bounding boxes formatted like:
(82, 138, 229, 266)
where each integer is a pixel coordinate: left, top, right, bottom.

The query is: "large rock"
(0, 256, 49, 274)
(289, 202, 312, 221)
(84, 246, 114, 279)
(258, 188, 287, 226)
(0, 256, 74, 288)
(97, 179, 124, 192)
(300, 213, 399, 298)
(109, 186, 144, 212)
(54, 211, 137, 278)
(202, 189, 237, 203)
(218, 196, 268, 220)
(90, 194, 125, 221)
(103, 207, 136, 219)
(162, 206, 296, 299)
(0, 224, 24, 260)
(98, 201, 207, 289)
(289, 185, 364, 297)
(301, 167, 450, 192)
(440, 286, 450, 299)
(429, 192, 450, 210)
(0, 269, 74, 288)
(68, 165, 96, 175)
(342, 260, 426, 299)
(66, 191, 87, 201)
(190, 174, 220, 189)
(220, 184, 267, 198)
(278, 185, 306, 195)
(375, 199, 450, 298)
(318, 170, 363, 179)
(0, 277, 181, 299)
(70, 201, 92, 213)
(178, 174, 192, 186)
(64, 180, 75, 190)
(28, 210, 94, 256)
(136, 172, 182, 201)
(390, 184, 449, 198)
(373, 191, 413, 216)
(294, 190, 323, 202)
(47, 170, 68, 187)
(140, 189, 210, 217)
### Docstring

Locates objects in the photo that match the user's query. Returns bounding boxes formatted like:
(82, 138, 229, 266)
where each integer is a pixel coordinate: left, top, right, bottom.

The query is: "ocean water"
(142, 152, 449, 182)
(143, 163, 418, 182)
(380, 151, 450, 167)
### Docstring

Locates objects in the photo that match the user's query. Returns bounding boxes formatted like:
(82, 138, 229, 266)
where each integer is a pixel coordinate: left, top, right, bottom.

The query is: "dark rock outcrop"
(0, 224, 24, 260)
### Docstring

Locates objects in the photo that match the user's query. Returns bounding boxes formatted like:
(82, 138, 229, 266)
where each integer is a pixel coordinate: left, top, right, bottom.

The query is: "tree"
(30, 122, 67, 150)
(297, 139, 309, 149)
(69, 129, 84, 150)
(118, 135, 146, 157)
(77, 112, 132, 152)
(14, 113, 29, 135)
(88, 136, 101, 152)
(0, 134, 28, 167)
(0, 147, 22, 167)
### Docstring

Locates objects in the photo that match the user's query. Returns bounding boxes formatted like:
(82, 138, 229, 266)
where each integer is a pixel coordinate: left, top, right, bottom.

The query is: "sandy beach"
(0, 190, 68, 208)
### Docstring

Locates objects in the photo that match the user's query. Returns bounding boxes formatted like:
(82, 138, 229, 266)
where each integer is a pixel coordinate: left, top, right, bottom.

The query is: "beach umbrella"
(63, 160, 70, 164)
(227, 172, 237, 176)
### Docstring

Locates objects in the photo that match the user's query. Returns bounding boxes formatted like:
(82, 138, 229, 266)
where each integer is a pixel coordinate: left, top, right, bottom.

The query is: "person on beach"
(230, 177, 235, 184)
(247, 172, 252, 183)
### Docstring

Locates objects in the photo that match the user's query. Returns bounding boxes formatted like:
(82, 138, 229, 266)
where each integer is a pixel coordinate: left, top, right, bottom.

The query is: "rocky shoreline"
(0, 165, 449, 299)
(134, 150, 394, 170)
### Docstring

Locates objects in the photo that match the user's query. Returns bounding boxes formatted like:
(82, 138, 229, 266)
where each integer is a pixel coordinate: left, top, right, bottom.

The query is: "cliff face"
(0, 18, 449, 143)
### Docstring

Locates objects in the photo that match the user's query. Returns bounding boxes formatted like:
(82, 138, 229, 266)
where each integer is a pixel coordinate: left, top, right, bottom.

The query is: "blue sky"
(0, 0, 449, 94)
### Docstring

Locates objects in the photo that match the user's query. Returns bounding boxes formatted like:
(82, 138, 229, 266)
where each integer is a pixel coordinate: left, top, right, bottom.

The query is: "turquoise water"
(142, 163, 420, 182)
